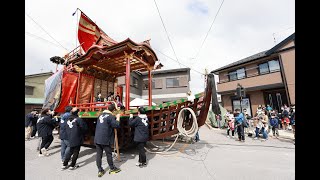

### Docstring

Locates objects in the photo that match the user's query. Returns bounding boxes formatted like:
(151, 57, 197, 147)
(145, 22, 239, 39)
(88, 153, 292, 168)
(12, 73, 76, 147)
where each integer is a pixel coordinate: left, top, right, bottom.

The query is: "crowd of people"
(25, 104, 150, 177)
(224, 104, 295, 143)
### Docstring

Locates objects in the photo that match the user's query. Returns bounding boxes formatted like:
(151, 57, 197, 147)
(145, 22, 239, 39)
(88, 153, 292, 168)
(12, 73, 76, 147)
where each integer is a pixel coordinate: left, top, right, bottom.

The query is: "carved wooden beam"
(124, 51, 134, 60)
(92, 65, 116, 75)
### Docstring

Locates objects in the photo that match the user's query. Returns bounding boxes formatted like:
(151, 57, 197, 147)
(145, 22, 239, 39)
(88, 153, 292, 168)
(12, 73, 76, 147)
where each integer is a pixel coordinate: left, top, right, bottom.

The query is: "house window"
(131, 77, 138, 88)
(268, 60, 280, 72)
(166, 78, 179, 88)
(229, 71, 237, 81)
(259, 59, 280, 75)
(228, 68, 246, 81)
(258, 62, 269, 74)
(236, 68, 246, 79)
(143, 79, 163, 89)
(25, 86, 34, 95)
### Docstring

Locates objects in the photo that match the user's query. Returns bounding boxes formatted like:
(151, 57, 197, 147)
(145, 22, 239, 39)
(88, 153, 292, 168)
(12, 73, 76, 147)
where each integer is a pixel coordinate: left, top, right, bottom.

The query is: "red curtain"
(54, 71, 79, 113)
(77, 74, 94, 104)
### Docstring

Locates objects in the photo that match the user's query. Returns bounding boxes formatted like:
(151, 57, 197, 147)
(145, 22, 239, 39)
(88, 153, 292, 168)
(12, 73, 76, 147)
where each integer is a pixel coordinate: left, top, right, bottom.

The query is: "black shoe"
(68, 165, 79, 170)
(98, 170, 105, 177)
(141, 163, 147, 167)
(137, 162, 147, 168)
(61, 165, 68, 170)
(109, 167, 121, 174)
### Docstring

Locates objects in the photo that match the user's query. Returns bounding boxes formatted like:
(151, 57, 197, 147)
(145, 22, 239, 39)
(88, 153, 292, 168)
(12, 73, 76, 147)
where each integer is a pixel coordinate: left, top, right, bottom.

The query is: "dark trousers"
(137, 142, 146, 163)
(39, 135, 53, 154)
(63, 145, 81, 167)
(195, 131, 200, 141)
(272, 126, 279, 136)
(96, 144, 114, 171)
(31, 125, 37, 137)
(227, 128, 234, 136)
(237, 124, 245, 140)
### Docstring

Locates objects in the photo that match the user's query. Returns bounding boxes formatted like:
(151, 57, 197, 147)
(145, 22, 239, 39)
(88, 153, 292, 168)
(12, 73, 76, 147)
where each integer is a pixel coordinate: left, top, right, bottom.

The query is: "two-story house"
(117, 68, 191, 104)
(211, 33, 295, 116)
(25, 72, 54, 115)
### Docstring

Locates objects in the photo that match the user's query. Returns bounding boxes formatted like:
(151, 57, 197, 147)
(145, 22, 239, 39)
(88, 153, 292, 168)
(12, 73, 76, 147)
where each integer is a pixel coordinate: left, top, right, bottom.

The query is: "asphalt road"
(25, 127, 294, 180)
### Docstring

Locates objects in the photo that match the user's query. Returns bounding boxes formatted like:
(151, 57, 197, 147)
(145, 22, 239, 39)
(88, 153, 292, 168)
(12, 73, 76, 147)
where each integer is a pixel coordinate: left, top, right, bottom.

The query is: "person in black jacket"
(60, 106, 72, 163)
(94, 103, 121, 177)
(25, 111, 37, 140)
(37, 108, 56, 156)
(30, 111, 39, 138)
(62, 107, 88, 170)
(129, 106, 149, 167)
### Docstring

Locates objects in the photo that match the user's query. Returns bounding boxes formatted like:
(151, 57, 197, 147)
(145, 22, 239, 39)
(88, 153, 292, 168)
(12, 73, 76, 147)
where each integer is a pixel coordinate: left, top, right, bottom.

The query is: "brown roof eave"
(70, 38, 159, 64)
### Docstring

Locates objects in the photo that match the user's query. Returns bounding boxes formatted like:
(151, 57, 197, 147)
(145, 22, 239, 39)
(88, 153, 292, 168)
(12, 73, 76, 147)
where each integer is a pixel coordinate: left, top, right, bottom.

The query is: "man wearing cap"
(61, 107, 88, 170)
(94, 103, 121, 177)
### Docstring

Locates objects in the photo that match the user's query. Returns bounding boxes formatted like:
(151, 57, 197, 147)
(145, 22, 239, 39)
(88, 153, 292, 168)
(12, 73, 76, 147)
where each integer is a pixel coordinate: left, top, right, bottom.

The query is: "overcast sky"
(25, 0, 295, 93)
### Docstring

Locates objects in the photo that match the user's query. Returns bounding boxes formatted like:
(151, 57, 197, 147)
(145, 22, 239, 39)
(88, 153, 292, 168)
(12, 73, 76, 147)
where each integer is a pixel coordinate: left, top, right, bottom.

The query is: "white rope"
(145, 107, 198, 154)
(177, 107, 199, 138)
(144, 135, 179, 154)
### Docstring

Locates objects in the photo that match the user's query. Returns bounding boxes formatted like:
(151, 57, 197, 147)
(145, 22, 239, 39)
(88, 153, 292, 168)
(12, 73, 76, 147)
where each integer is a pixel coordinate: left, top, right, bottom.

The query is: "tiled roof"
(211, 33, 295, 74)
(211, 50, 268, 74)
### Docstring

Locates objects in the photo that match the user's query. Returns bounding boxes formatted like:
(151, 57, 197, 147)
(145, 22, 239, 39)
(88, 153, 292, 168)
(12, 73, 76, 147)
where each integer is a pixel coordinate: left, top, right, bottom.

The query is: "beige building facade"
(25, 72, 53, 114)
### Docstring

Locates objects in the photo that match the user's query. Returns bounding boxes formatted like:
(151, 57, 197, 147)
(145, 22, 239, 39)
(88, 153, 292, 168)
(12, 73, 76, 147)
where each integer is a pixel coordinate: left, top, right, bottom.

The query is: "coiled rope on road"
(145, 107, 198, 154)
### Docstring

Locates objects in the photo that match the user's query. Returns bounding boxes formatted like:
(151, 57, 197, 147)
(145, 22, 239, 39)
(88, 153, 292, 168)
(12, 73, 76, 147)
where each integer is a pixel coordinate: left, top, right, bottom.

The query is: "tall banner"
(43, 68, 64, 110)
(54, 71, 79, 113)
(77, 12, 117, 52)
(78, 12, 101, 52)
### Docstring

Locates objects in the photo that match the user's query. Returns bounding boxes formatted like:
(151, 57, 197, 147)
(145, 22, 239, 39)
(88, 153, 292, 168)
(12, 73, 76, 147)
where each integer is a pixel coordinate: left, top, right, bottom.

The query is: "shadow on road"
(76, 148, 97, 168)
(74, 144, 157, 169)
(114, 144, 156, 168)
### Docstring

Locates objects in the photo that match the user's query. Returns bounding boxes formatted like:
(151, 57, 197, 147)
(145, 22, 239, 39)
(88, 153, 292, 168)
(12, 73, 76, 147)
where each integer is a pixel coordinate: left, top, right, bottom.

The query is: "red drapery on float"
(54, 71, 79, 112)
(77, 74, 94, 104)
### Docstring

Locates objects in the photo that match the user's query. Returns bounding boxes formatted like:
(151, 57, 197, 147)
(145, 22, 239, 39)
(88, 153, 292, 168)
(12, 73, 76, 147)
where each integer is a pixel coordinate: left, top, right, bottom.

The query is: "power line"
(194, 0, 225, 61)
(25, 13, 69, 51)
(25, 31, 64, 49)
(153, 0, 182, 68)
(154, 48, 204, 75)
(273, 26, 294, 34)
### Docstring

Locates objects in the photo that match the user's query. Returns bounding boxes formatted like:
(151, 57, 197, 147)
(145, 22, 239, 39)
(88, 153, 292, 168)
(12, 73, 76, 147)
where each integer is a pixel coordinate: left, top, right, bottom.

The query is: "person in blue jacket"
(270, 113, 279, 138)
(62, 107, 88, 170)
(129, 106, 149, 168)
(59, 106, 72, 163)
(37, 108, 56, 156)
(94, 103, 121, 177)
(234, 109, 245, 142)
